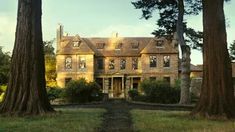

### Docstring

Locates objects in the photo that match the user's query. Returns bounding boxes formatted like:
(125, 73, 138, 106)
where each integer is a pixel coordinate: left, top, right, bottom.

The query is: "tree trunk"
(177, 0, 191, 104)
(0, 0, 54, 115)
(179, 45, 191, 104)
(192, 0, 235, 119)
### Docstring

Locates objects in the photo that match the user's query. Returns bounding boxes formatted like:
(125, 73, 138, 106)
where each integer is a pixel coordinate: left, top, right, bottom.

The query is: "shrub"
(128, 89, 139, 100)
(63, 78, 103, 103)
(139, 79, 180, 104)
(47, 87, 63, 102)
(0, 85, 7, 102)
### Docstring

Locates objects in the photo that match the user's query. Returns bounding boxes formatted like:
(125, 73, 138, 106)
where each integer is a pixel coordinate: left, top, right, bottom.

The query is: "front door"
(113, 78, 122, 98)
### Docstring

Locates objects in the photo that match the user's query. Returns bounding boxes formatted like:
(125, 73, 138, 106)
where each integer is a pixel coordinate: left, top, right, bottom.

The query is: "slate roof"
(57, 35, 178, 56)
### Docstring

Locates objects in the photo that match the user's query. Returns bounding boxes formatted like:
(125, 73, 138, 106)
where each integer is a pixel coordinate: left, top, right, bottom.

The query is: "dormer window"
(131, 42, 139, 49)
(155, 40, 164, 47)
(73, 40, 81, 47)
(115, 43, 123, 50)
(96, 43, 105, 49)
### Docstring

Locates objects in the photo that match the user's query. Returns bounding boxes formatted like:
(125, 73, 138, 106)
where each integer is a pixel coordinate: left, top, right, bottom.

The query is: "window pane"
(150, 55, 157, 67)
(163, 56, 170, 67)
(65, 57, 72, 70)
(163, 77, 170, 84)
(156, 40, 164, 47)
(120, 59, 126, 70)
(79, 57, 86, 69)
(109, 59, 115, 70)
(132, 58, 138, 70)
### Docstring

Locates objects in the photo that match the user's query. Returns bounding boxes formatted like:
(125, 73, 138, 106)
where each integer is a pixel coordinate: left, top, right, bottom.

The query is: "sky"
(0, 0, 235, 65)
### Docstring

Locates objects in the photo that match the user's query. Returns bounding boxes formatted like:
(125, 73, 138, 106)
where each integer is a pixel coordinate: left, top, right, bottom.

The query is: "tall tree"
(0, 0, 54, 115)
(192, 0, 235, 118)
(0, 47, 11, 85)
(132, 0, 202, 104)
(44, 40, 57, 88)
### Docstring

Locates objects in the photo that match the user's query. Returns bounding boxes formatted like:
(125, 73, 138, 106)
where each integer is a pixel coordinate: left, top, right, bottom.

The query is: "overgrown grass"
(131, 110, 235, 132)
(0, 108, 105, 132)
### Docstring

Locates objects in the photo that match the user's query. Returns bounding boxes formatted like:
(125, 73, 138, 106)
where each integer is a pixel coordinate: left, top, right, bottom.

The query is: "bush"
(47, 87, 63, 102)
(128, 89, 139, 100)
(63, 78, 103, 103)
(0, 85, 7, 102)
(139, 79, 180, 104)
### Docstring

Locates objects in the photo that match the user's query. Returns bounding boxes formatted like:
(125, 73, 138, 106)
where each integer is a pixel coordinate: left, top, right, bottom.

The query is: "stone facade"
(56, 25, 179, 98)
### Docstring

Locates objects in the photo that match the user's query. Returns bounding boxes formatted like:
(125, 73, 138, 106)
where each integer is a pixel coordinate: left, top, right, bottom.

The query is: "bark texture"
(192, 0, 235, 118)
(177, 0, 191, 104)
(0, 0, 54, 115)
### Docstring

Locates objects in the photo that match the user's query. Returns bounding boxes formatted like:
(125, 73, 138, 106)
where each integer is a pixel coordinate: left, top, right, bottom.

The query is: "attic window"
(131, 42, 139, 49)
(96, 43, 105, 49)
(115, 43, 123, 49)
(155, 40, 164, 47)
(73, 40, 81, 47)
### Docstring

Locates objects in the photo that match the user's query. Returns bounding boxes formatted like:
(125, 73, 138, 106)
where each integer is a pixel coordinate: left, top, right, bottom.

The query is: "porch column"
(122, 77, 124, 98)
(125, 77, 131, 98)
(111, 77, 114, 97)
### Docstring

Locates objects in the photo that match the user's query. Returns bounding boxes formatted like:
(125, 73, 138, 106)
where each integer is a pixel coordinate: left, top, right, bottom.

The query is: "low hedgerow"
(63, 78, 103, 103)
(47, 86, 64, 102)
(138, 79, 180, 104)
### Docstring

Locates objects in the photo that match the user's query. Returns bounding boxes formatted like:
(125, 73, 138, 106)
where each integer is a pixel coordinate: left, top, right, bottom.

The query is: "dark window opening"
(65, 78, 72, 85)
(132, 58, 138, 70)
(150, 55, 157, 67)
(115, 43, 123, 49)
(163, 56, 170, 67)
(120, 59, 126, 70)
(96, 43, 105, 49)
(149, 77, 156, 81)
(109, 59, 115, 70)
(65, 57, 72, 70)
(163, 77, 170, 84)
(131, 42, 139, 49)
(155, 40, 164, 47)
(97, 58, 104, 70)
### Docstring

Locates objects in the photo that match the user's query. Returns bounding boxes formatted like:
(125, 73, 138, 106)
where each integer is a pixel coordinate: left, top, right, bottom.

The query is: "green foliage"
(128, 89, 139, 100)
(63, 78, 103, 103)
(44, 40, 57, 87)
(0, 85, 7, 102)
(47, 87, 64, 101)
(229, 40, 235, 61)
(139, 79, 180, 104)
(0, 47, 11, 85)
(132, 0, 203, 50)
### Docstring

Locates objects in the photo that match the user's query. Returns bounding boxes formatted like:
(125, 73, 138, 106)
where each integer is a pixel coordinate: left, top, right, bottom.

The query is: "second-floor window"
(132, 58, 138, 70)
(150, 55, 157, 67)
(79, 57, 86, 69)
(97, 58, 104, 70)
(163, 56, 170, 67)
(65, 57, 72, 70)
(120, 59, 126, 70)
(109, 59, 115, 70)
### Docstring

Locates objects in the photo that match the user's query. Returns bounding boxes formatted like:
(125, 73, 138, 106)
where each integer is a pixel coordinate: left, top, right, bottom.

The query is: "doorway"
(113, 77, 122, 98)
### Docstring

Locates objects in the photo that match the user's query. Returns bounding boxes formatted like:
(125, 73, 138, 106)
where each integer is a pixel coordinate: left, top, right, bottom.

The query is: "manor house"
(56, 25, 179, 98)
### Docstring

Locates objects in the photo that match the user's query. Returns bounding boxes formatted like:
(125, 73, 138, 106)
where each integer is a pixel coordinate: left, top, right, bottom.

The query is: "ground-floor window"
(65, 77, 72, 85)
(163, 77, 170, 84)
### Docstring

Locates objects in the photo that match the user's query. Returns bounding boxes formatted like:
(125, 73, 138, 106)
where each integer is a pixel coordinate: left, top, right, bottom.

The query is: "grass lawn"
(0, 108, 105, 132)
(131, 110, 235, 132)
